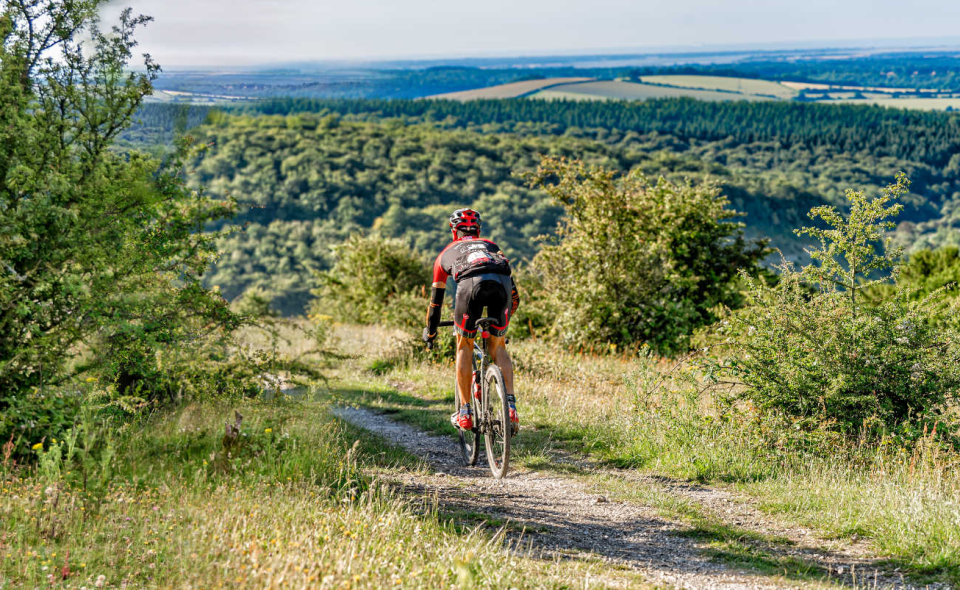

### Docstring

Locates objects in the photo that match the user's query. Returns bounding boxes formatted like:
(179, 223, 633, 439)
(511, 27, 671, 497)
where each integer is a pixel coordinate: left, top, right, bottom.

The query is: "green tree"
(529, 156, 767, 355)
(868, 246, 960, 307)
(0, 2, 252, 421)
(311, 234, 428, 329)
(723, 175, 960, 438)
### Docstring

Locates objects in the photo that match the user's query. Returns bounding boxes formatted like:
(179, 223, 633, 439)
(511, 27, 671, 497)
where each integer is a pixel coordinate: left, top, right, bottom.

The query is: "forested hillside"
(188, 113, 837, 313)
(252, 97, 960, 170)
(167, 98, 960, 314)
(248, 98, 960, 223)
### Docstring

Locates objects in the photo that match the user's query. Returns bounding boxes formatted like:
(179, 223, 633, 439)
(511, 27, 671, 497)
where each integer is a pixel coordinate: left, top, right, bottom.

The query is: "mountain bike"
(435, 318, 512, 479)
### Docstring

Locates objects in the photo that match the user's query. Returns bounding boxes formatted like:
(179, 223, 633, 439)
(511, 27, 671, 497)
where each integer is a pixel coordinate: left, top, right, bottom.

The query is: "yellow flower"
(31, 443, 43, 451)
(85, 377, 97, 383)
(264, 428, 272, 434)
(51, 439, 57, 444)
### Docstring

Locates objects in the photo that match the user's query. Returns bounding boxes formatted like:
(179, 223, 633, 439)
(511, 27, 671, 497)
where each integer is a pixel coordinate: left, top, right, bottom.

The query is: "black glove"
(422, 327, 436, 349)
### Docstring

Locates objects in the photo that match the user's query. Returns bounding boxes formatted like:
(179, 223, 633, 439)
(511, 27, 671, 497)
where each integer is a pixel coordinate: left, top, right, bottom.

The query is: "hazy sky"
(101, 0, 960, 66)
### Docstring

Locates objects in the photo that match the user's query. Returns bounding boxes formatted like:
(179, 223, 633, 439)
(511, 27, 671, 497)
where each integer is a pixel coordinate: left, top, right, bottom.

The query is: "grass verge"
(339, 325, 960, 586)
(0, 397, 646, 588)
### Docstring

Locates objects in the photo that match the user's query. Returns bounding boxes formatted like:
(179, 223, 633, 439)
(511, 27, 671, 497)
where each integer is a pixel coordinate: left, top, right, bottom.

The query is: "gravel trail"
(333, 406, 930, 590)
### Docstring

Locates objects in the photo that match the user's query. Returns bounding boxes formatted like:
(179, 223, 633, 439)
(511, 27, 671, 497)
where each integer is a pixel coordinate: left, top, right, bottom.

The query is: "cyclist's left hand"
(422, 327, 436, 349)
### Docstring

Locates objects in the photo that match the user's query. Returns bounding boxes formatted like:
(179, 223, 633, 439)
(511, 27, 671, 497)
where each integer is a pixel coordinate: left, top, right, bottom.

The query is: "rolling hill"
(639, 74, 798, 100)
(528, 79, 772, 102)
(428, 77, 594, 100)
(427, 74, 960, 110)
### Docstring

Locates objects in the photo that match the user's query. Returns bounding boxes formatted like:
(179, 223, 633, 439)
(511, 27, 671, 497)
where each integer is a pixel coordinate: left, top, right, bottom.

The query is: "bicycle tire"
(454, 374, 480, 466)
(483, 365, 510, 479)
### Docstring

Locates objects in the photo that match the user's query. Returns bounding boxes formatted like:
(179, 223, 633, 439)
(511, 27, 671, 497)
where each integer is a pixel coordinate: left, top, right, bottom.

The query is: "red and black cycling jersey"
(432, 236, 511, 285)
(425, 236, 519, 339)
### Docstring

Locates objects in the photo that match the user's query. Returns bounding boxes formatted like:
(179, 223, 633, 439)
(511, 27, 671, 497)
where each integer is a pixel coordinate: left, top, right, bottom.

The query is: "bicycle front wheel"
(483, 365, 511, 479)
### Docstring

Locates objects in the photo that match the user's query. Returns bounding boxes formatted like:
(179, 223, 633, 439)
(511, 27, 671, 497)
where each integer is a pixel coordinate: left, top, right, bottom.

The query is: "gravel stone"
(333, 405, 943, 590)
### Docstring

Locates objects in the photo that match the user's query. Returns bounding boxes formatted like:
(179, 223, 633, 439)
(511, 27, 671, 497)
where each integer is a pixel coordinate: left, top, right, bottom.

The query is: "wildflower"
(32, 443, 43, 451)
(264, 428, 272, 433)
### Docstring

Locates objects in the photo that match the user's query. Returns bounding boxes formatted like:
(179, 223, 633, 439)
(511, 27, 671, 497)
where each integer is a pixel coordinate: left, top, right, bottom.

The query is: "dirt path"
(333, 405, 929, 590)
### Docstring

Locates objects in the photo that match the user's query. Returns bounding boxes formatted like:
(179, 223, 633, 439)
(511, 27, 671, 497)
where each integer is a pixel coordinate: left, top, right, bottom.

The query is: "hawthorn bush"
(528, 156, 767, 355)
(720, 174, 960, 439)
(311, 233, 429, 329)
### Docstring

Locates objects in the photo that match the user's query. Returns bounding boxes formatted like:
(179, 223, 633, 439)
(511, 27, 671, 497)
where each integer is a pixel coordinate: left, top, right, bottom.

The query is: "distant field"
(827, 97, 960, 111)
(782, 81, 940, 94)
(640, 75, 797, 100)
(145, 90, 251, 104)
(529, 80, 771, 102)
(443, 77, 960, 111)
(429, 77, 594, 100)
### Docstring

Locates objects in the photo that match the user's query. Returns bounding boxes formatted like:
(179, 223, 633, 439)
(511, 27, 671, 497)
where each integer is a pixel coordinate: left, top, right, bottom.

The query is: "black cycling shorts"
(453, 273, 512, 338)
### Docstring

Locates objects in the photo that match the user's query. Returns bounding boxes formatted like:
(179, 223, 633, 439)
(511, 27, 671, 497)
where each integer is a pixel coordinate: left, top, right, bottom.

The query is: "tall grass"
(361, 328, 960, 584)
(1, 399, 628, 588)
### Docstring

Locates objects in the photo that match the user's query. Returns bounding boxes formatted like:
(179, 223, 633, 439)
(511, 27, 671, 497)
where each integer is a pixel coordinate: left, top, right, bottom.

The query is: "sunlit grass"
(1, 398, 643, 588)
(342, 325, 960, 585)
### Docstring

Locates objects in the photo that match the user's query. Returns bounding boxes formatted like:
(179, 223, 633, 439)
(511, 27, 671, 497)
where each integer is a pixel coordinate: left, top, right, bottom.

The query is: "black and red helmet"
(449, 208, 482, 238)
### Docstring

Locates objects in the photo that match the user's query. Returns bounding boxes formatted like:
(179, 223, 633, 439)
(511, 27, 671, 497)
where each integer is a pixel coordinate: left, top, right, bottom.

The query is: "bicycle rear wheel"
(454, 375, 480, 466)
(483, 365, 511, 479)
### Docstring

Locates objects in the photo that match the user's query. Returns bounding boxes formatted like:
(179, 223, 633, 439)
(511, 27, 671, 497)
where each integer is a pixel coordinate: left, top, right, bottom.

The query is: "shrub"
(311, 233, 429, 329)
(505, 265, 552, 340)
(867, 246, 960, 329)
(528, 157, 767, 355)
(720, 174, 960, 439)
(0, 392, 82, 464)
(0, 4, 289, 442)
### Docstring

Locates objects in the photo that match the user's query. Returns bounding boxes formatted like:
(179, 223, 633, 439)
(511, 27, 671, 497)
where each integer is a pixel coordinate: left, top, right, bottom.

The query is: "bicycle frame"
(438, 317, 511, 477)
(440, 318, 497, 434)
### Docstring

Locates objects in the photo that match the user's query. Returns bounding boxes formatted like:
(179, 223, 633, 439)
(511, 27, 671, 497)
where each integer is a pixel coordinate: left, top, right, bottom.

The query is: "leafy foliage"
(251, 97, 960, 171)
(0, 1, 332, 459)
(895, 247, 960, 299)
(135, 93, 960, 318)
(529, 157, 767, 355)
(867, 247, 960, 330)
(181, 112, 832, 313)
(311, 233, 429, 329)
(721, 176, 960, 438)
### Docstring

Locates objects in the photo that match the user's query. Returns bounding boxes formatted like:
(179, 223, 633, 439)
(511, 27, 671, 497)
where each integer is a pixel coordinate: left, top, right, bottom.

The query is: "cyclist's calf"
(455, 334, 475, 406)
(487, 336, 515, 397)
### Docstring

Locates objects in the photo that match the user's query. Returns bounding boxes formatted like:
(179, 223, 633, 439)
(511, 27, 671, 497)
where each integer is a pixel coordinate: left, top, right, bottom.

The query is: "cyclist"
(422, 208, 520, 432)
